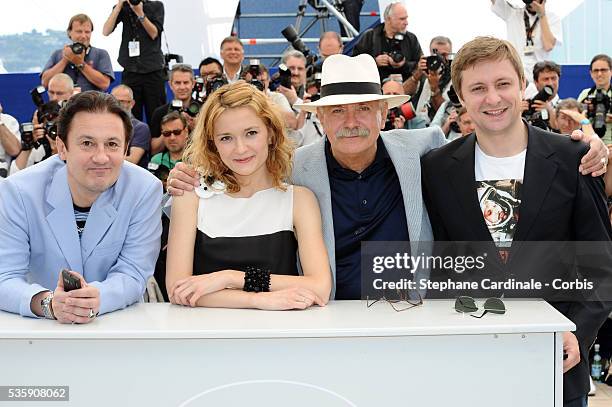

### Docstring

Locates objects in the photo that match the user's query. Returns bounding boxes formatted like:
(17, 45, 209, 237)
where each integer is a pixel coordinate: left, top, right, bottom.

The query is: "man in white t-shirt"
(0, 103, 21, 178)
(491, 0, 562, 83)
(421, 36, 612, 407)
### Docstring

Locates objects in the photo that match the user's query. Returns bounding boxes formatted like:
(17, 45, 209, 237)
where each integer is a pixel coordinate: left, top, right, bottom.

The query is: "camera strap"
(523, 11, 539, 46)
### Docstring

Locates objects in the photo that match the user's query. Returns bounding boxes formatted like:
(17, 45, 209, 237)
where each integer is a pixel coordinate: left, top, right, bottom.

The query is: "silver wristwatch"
(41, 291, 56, 320)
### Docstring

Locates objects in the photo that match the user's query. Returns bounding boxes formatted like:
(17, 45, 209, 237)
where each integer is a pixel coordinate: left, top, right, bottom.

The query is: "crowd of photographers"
(0, 0, 611, 193)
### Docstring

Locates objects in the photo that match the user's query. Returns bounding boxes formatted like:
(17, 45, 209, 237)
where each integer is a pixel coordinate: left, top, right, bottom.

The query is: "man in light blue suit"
(0, 91, 162, 323)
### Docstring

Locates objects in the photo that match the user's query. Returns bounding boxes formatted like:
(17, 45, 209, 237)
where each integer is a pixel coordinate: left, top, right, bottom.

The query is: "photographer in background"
(352, 1, 422, 81)
(277, 50, 308, 107)
(198, 57, 223, 81)
(490, 0, 562, 82)
(404, 36, 453, 126)
(252, 63, 297, 131)
(148, 111, 187, 190)
(11, 74, 75, 175)
(381, 77, 424, 130)
(577, 54, 612, 145)
(149, 64, 197, 154)
(220, 36, 245, 84)
(0, 103, 21, 178)
(522, 60, 560, 131)
(111, 85, 151, 168)
(41, 14, 114, 92)
(318, 31, 344, 60)
(103, 0, 165, 125)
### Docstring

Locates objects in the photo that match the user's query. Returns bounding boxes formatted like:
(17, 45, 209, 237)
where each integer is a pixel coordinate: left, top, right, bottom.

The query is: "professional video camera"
(269, 64, 293, 92)
(388, 34, 405, 64)
(247, 59, 265, 92)
(384, 100, 415, 131)
(281, 24, 318, 77)
(522, 85, 554, 128)
(586, 89, 611, 138)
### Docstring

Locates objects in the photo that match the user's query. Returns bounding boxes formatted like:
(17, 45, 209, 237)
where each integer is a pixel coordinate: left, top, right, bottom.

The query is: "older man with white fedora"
(166, 53, 606, 301)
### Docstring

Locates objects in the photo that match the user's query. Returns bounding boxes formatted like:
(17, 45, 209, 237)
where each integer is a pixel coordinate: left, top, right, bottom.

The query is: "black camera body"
(20, 122, 36, 151)
(426, 49, 446, 74)
(389, 34, 405, 64)
(522, 85, 554, 129)
(168, 99, 200, 118)
(446, 86, 462, 134)
(70, 42, 85, 55)
(206, 74, 229, 97)
(247, 59, 265, 91)
(129, 0, 142, 6)
(587, 89, 611, 138)
(269, 64, 293, 91)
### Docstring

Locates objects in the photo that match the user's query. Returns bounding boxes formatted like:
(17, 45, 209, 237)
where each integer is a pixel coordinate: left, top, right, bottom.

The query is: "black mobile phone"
(61, 269, 82, 292)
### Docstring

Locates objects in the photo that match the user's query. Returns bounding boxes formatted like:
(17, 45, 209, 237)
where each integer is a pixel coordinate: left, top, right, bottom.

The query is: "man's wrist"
(137, 14, 145, 23)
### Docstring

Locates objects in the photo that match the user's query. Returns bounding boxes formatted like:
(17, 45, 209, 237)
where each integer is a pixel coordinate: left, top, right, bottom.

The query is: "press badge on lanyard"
(128, 40, 140, 57)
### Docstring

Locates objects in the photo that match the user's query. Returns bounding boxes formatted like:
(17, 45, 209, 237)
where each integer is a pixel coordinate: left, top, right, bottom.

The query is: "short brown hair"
(590, 54, 612, 70)
(533, 61, 561, 82)
(67, 14, 93, 32)
(57, 91, 132, 150)
(220, 36, 243, 50)
(161, 111, 187, 128)
(183, 81, 292, 193)
(451, 36, 524, 99)
(555, 98, 583, 116)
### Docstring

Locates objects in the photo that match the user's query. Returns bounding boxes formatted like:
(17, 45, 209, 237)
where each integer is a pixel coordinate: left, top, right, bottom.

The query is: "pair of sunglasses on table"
(366, 289, 423, 312)
(454, 296, 506, 318)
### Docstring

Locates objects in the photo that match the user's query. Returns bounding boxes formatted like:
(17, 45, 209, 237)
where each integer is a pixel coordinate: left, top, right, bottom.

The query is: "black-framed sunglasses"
(161, 128, 185, 137)
(454, 296, 505, 318)
(366, 288, 423, 312)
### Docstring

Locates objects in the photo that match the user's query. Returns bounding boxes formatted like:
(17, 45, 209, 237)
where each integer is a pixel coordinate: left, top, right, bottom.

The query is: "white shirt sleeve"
(491, 0, 513, 20)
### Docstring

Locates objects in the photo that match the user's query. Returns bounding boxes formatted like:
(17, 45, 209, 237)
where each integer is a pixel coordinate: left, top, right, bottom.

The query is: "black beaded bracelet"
(243, 266, 271, 293)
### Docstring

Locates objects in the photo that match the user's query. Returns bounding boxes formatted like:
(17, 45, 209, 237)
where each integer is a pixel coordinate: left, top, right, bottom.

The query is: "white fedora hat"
(293, 53, 410, 113)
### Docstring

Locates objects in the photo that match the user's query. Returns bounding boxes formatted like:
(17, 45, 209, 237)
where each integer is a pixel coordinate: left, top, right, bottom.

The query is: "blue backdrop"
(0, 65, 595, 125)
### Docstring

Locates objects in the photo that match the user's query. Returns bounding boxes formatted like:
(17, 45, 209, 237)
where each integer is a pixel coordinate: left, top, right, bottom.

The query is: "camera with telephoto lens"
(247, 59, 264, 92)
(28, 86, 62, 149)
(269, 64, 292, 92)
(522, 85, 554, 128)
(281, 24, 318, 77)
(70, 42, 85, 55)
(389, 33, 405, 64)
(586, 89, 611, 138)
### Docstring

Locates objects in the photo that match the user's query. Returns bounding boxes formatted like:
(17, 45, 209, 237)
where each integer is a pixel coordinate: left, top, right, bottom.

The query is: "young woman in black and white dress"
(166, 81, 331, 310)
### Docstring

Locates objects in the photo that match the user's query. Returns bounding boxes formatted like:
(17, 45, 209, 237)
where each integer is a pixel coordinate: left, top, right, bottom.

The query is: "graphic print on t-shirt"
(476, 179, 522, 247)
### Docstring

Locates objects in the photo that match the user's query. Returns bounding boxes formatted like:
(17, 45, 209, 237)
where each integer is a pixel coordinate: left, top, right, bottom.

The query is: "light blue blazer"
(0, 156, 163, 317)
(292, 128, 446, 298)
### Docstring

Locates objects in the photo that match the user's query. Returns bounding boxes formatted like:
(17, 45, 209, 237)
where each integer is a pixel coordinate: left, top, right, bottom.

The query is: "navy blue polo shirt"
(325, 137, 410, 300)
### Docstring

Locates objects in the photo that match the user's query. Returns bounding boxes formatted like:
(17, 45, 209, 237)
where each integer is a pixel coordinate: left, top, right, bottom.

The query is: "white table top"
(0, 300, 574, 340)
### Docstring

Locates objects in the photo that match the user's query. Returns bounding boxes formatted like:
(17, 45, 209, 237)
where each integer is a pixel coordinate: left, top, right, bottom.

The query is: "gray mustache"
(335, 127, 370, 139)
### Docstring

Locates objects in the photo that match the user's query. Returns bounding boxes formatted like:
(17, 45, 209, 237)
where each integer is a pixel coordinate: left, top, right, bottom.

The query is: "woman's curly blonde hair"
(183, 81, 294, 193)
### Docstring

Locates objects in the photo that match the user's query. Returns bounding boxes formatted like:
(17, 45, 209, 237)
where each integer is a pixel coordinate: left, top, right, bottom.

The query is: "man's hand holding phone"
(52, 269, 100, 324)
